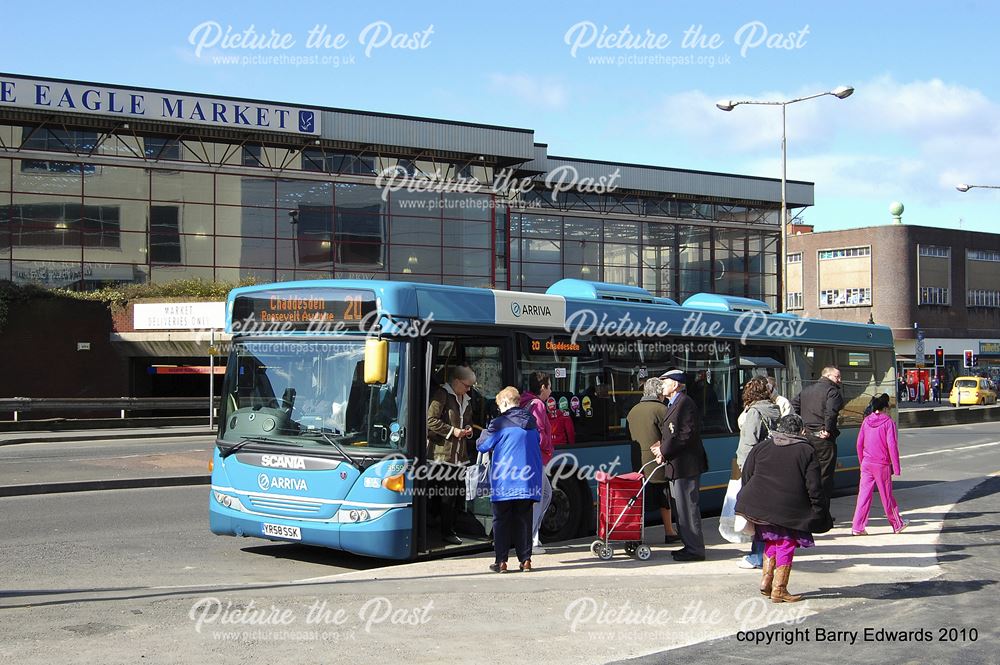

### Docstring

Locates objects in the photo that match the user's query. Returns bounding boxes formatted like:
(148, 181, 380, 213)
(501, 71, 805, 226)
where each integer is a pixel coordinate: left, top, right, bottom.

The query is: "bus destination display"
(232, 288, 376, 330)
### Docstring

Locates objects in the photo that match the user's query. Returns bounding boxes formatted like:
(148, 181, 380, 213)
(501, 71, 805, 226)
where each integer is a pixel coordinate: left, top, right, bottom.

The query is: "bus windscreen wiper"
(219, 436, 274, 459)
(300, 429, 360, 469)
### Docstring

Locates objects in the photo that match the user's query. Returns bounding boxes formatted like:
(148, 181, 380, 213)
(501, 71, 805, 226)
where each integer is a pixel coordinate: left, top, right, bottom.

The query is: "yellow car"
(949, 376, 998, 406)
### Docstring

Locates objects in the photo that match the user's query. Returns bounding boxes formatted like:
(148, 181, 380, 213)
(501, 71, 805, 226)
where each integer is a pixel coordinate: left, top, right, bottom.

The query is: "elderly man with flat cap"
(654, 368, 709, 561)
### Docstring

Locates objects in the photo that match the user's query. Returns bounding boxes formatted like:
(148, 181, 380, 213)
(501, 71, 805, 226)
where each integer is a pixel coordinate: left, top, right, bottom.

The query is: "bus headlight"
(337, 508, 388, 523)
(214, 491, 246, 512)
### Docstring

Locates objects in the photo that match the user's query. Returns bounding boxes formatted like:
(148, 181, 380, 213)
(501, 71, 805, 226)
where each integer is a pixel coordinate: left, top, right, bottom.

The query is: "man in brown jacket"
(427, 365, 477, 544)
(626, 377, 680, 544)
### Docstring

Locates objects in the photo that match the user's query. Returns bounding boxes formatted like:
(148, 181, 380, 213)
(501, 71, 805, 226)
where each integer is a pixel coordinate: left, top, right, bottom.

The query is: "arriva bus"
(209, 279, 896, 560)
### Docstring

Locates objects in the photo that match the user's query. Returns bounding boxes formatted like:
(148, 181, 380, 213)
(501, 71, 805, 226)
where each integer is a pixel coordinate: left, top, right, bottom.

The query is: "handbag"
(718, 472, 754, 544)
(466, 452, 491, 500)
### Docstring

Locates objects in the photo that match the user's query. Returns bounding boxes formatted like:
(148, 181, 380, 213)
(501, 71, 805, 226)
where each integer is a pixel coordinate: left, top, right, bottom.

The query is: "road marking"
(901, 440, 1000, 459)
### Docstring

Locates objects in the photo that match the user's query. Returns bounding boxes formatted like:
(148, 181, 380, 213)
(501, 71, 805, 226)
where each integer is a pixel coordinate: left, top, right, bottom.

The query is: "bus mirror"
(364, 338, 389, 385)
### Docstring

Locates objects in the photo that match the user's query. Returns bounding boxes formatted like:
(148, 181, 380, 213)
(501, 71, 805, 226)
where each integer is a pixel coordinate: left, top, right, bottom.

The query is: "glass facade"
(510, 213, 777, 305)
(0, 121, 780, 306)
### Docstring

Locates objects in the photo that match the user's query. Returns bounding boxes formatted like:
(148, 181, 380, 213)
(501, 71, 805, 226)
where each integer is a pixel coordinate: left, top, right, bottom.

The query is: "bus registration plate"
(262, 523, 301, 540)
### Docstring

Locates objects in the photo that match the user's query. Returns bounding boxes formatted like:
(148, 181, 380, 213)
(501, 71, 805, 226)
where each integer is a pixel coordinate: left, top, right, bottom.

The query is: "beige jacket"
(427, 384, 472, 464)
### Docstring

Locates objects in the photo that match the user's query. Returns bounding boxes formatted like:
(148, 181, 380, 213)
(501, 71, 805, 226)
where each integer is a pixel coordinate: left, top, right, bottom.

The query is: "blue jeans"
(746, 536, 765, 567)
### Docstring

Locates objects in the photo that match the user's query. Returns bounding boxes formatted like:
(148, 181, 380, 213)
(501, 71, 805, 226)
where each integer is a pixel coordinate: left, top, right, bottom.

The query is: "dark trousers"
(669, 476, 705, 557)
(439, 473, 465, 537)
(492, 499, 534, 563)
(431, 465, 465, 537)
(809, 436, 838, 507)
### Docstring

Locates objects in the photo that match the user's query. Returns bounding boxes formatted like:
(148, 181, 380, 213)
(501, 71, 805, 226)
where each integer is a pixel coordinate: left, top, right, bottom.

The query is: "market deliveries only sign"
(0, 74, 320, 135)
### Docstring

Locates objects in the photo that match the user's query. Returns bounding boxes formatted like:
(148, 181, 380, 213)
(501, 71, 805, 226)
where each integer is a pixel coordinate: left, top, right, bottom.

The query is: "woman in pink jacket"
(520, 372, 554, 553)
(851, 393, 908, 535)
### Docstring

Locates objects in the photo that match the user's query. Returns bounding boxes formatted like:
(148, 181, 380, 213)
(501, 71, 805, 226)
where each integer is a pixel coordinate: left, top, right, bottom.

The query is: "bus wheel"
(542, 478, 584, 542)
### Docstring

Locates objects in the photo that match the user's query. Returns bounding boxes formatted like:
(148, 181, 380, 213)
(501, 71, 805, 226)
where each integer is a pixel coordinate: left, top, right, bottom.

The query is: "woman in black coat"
(735, 414, 832, 603)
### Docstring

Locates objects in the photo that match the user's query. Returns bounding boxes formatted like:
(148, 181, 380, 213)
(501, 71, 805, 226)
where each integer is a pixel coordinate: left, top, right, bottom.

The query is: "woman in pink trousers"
(852, 393, 908, 535)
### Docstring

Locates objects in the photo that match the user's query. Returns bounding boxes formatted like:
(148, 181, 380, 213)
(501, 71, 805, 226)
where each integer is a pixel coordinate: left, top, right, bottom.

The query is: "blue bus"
(209, 278, 896, 560)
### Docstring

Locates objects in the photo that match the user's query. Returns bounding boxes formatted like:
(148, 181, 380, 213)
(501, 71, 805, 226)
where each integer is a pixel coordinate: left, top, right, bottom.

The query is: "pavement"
(613, 475, 1000, 665)
(0, 423, 997, 663)
(0, 430, 213, 496)
(0, 425, 215, 446)
(0, 472, 991, 664)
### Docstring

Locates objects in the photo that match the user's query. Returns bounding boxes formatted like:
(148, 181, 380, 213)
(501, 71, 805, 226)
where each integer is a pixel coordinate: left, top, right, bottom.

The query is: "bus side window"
(516, 334, 609, 442)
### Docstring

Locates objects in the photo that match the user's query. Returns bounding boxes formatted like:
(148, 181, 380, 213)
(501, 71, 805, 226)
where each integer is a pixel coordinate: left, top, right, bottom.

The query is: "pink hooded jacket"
(856, 412, 901, 476)
(519, 391, 554, 465)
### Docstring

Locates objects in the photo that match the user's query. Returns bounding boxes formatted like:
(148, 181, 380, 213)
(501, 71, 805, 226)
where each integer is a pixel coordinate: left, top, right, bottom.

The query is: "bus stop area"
(1, 422, 997, 664)
(299, 475, 972, 662)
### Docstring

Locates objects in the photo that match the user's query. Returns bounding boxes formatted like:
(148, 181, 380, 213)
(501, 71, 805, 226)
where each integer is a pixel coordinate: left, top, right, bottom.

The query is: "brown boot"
(759, 555, 776, 596)
(770, 564, 803, 603)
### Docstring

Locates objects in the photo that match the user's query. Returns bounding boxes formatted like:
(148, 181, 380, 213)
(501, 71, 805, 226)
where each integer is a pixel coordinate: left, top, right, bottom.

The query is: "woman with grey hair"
(477, 387, 543, 572)
(427, 365, 478, 545)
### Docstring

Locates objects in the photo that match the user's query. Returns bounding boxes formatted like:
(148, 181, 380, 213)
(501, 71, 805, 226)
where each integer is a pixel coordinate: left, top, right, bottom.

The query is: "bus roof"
(226, 279, 894, 348)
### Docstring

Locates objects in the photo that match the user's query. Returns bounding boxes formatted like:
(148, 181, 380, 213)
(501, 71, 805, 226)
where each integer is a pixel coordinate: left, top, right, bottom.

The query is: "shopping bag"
(466, 452, 491, 500)
(733, 514, 755, 537)
(718, 477, 753, 544)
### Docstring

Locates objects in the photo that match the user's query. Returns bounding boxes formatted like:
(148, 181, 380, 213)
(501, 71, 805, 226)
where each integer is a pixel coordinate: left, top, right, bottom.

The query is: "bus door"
(416, 334, 513, 553)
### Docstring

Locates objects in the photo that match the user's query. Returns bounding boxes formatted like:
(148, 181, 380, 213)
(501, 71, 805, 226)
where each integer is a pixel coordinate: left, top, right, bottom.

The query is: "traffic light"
(935, 347, 944, 366)
(964, 350, 974, 368)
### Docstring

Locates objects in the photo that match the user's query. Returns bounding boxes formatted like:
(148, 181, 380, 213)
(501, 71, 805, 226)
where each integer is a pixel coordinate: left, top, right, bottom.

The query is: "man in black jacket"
(657, 369, 709, 562)
(791, 366, 844, 505)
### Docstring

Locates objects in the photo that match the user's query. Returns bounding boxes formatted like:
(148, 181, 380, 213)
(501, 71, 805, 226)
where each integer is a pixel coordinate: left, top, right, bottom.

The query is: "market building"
(1, 72, 809, 399)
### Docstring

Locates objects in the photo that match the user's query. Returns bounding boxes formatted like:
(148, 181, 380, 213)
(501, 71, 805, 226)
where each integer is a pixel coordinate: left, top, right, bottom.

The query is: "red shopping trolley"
(590, 460, 666, 561)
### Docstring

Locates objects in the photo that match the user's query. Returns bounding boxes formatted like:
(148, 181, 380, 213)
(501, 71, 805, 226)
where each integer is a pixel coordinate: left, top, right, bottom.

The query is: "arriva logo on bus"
(257, 474, 308, 491)
(511, 302, 552, 318)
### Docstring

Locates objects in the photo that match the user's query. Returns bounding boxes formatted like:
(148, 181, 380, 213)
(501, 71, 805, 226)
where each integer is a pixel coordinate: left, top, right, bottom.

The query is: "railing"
(0, 397, 221, 422)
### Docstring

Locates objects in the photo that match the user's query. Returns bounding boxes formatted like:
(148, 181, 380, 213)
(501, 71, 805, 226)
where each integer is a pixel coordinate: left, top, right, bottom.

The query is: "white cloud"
(651, 75, 1000, 205)
(489, 73, 569, 110)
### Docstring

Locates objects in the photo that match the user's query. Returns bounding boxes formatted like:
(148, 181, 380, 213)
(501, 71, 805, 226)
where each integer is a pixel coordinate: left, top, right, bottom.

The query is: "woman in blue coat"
(477, 386, 543, 573)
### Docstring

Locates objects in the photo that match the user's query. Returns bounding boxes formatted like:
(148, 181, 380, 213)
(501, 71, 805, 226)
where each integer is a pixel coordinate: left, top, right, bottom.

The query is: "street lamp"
(716, 85, 854, 312)
(956, 183, 1000, 192)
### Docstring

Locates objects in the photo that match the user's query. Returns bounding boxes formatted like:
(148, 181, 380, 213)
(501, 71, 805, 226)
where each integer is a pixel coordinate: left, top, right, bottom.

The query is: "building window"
(242, 145, 264, 168)
(919, 245, 950, 258)
(335, 210, 384, 266)
(968, 249, 1000, 262)
(786, 252, 802, 263)
(919, 286, 949, 305)
(302, 149, 376, 175)
(150, 205, 181, 263)
(10, 203, 119, 249)
(144, 137, 182, 161)
(786, 292, 803, 309)
(819, 287, 871, 307)
(818, 246, 871, 260)
(20, 159, 95, 175)
(967, 289, 1000, 308)
(21, 127, 99, 153)
(81, 205, 121, 248)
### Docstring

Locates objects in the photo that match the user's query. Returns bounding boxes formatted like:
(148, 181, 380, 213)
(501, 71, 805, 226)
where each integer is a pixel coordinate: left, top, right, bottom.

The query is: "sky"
(4, 0, 1000, 233)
